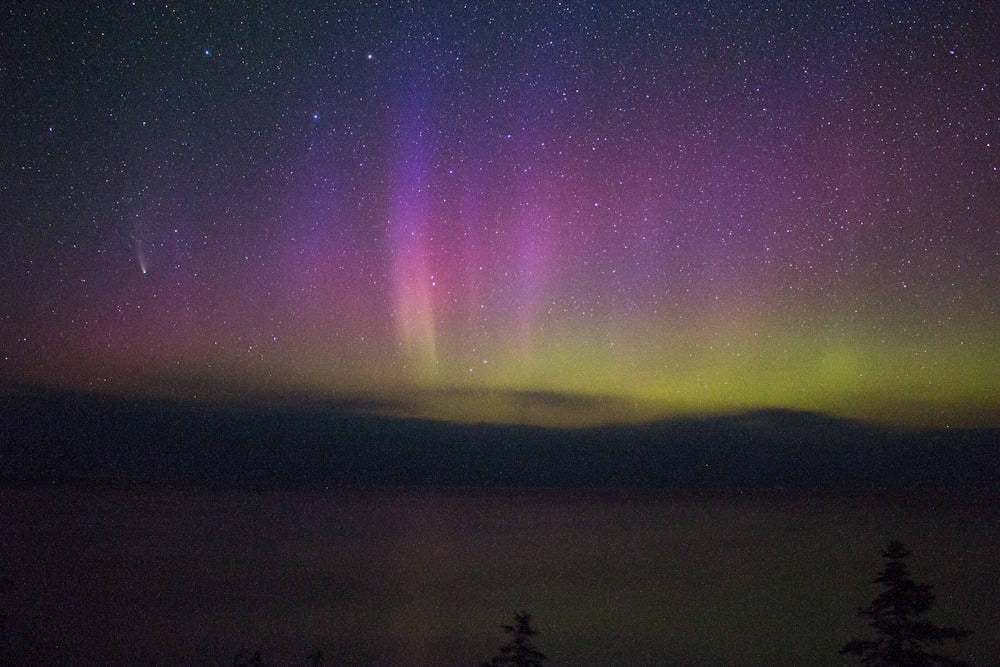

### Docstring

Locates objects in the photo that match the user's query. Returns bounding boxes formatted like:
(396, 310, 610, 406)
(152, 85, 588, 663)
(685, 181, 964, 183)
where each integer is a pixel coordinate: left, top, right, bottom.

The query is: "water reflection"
(1, 487, 997, 666)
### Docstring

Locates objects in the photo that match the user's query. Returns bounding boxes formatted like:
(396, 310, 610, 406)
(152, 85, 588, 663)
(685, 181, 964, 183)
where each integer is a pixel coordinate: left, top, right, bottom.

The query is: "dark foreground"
(1, 485, 997, 666)
(3, 389, 1000, 489)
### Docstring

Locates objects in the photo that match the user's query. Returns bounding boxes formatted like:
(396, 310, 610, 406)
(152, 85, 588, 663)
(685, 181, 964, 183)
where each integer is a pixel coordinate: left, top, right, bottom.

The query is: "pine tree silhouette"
(232, 649, 268, 667)
(481, 611, 548, 667)
(841, 541, 972, 667)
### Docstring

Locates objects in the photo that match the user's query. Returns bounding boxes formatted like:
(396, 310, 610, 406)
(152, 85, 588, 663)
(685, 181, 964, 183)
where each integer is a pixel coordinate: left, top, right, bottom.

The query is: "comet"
(133, 235, 148, 275)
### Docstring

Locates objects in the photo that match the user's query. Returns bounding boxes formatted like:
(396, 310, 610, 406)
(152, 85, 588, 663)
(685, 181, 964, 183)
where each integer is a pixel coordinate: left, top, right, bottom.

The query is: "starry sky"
(2, 2, 998, 427)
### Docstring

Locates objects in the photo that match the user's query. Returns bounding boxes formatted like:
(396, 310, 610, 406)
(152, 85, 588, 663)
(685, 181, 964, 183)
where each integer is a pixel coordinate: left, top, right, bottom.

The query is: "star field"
(2, 2, 998, 426)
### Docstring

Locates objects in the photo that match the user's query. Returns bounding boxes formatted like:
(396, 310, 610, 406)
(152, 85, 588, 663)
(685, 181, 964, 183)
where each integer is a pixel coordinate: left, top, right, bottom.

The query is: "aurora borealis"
(3, 2, 998, 427)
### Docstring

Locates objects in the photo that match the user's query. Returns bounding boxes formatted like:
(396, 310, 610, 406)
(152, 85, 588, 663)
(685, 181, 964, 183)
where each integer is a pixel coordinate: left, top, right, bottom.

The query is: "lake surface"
(1, 486, 997, 666)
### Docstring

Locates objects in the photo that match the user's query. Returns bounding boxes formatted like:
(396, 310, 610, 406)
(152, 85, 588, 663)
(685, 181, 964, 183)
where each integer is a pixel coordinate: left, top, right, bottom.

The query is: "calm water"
(1, 486, 997, 666)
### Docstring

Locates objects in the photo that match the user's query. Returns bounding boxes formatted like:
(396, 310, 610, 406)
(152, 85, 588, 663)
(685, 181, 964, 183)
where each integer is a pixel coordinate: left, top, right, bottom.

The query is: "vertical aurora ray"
(513, 204, 555, 369)
(391, 223, 438, 376)
(389, 100, 439, 379)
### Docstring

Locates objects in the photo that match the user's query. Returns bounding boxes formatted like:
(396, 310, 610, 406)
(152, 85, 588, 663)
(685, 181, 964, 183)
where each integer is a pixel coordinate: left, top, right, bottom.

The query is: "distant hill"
(1, 387, 998, 488)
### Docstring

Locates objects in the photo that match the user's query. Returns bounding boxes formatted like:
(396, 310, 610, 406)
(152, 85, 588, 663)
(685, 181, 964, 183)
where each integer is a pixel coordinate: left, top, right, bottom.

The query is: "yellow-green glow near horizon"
(29, 307, 994, 429)
(360, 314, 999, 428)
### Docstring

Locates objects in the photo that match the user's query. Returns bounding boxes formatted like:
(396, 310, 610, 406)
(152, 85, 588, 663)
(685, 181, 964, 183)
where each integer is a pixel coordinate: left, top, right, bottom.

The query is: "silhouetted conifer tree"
(841, 541, 972, 667)
(232, 649, 268, 667)
(481, 611, 548, 667)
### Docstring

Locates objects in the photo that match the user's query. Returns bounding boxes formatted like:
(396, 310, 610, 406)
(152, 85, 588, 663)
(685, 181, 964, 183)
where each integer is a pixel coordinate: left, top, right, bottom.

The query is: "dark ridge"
(1, 387, 998, 489)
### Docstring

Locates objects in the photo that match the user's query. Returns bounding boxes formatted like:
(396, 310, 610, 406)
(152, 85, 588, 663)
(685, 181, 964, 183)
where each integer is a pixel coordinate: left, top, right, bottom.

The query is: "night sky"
(3, 2, 999, 428)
